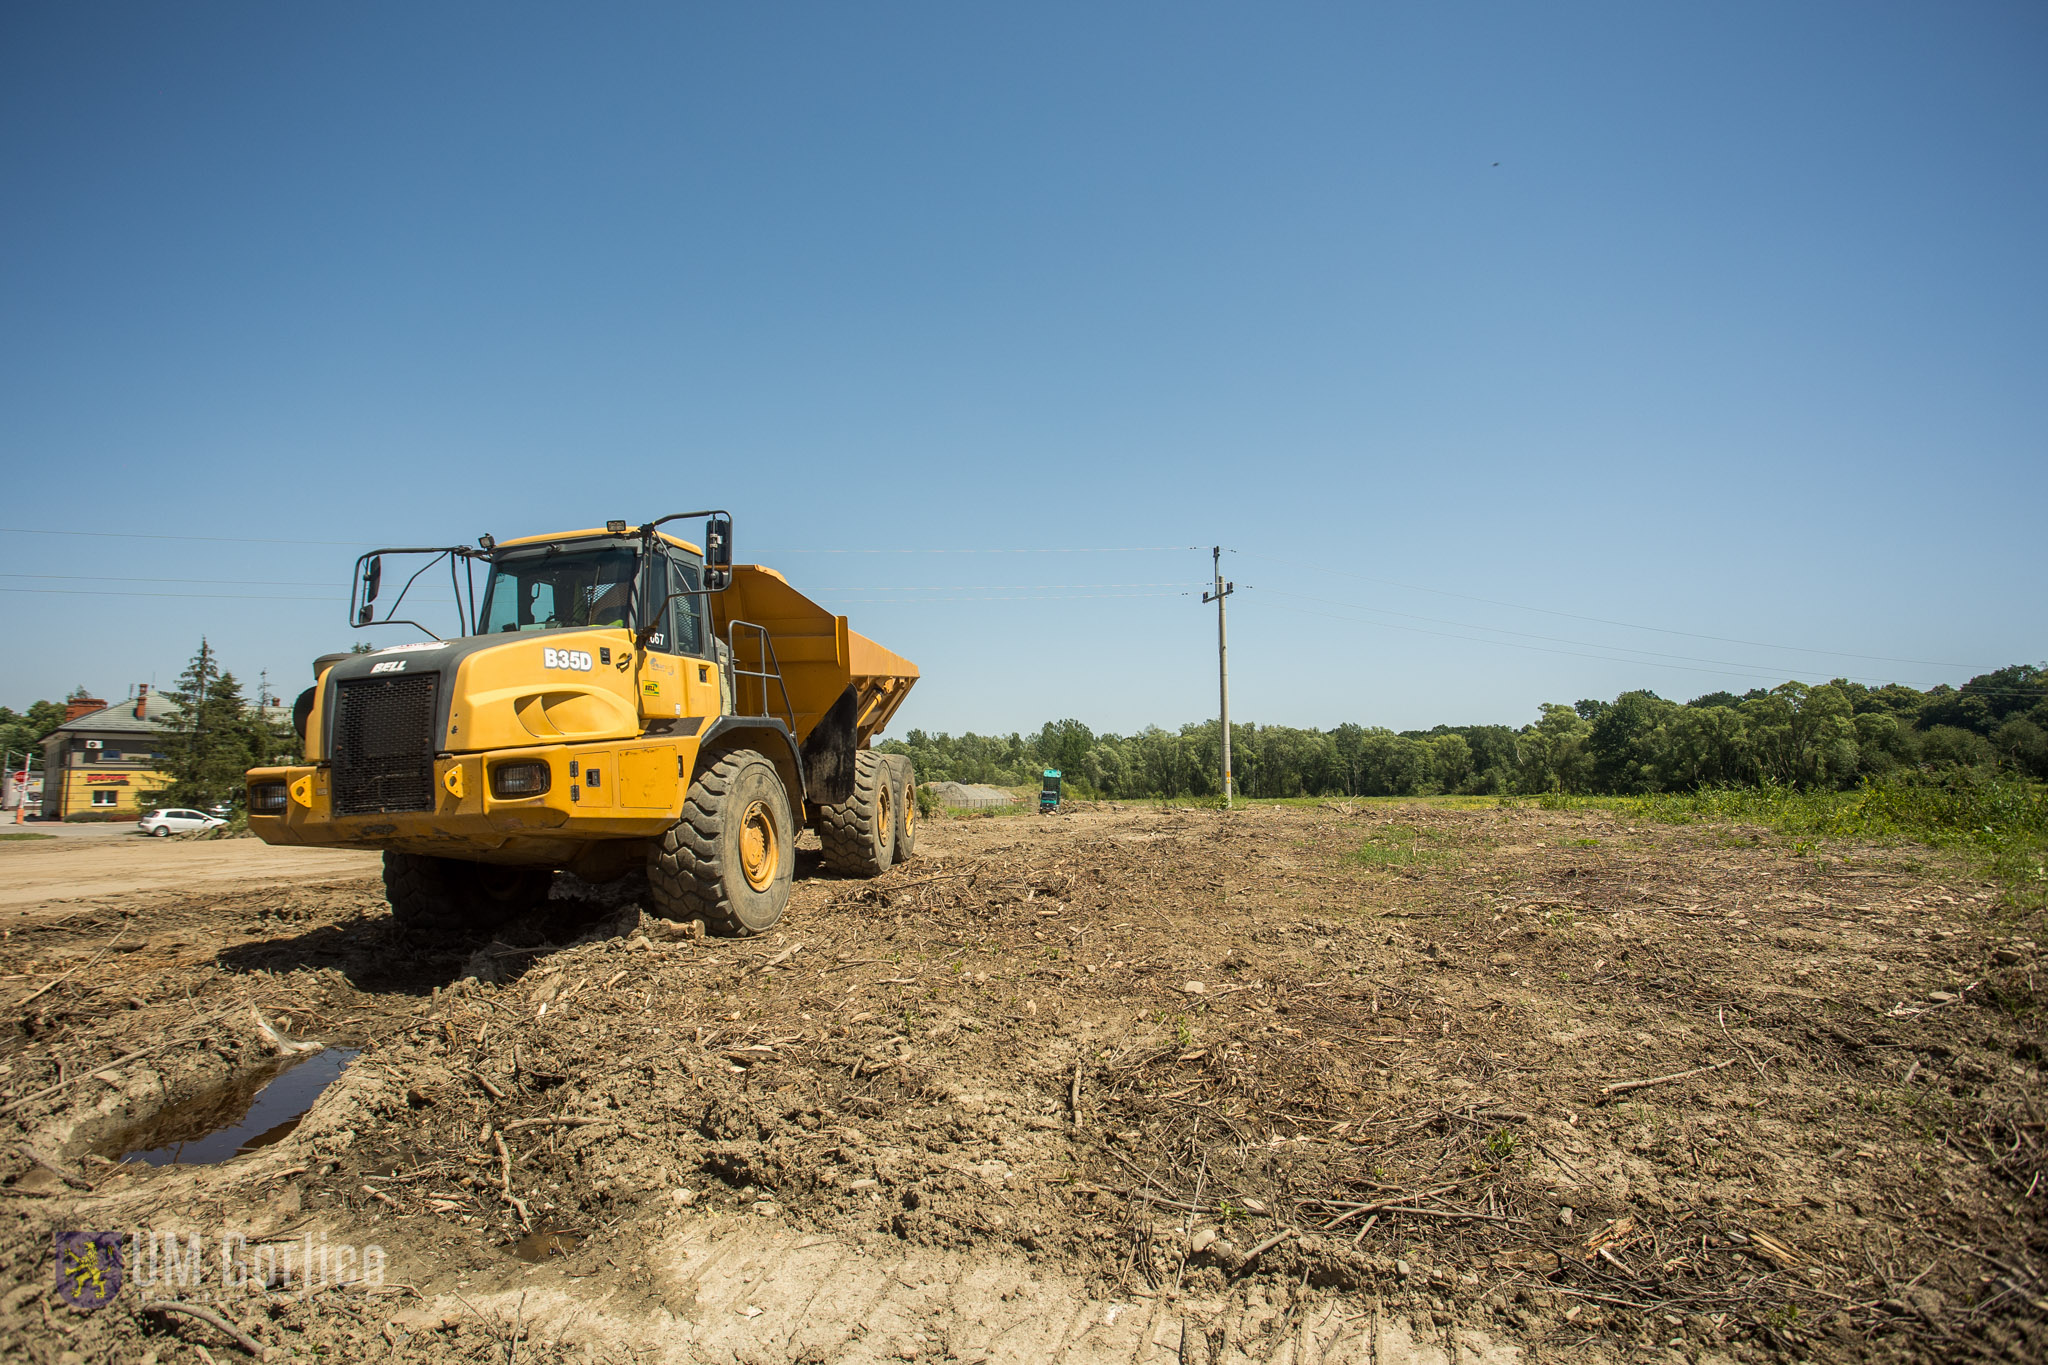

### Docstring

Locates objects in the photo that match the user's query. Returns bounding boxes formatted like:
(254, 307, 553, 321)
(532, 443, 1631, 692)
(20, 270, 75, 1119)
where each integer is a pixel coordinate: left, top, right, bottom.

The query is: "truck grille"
(330, 674, 440, 816)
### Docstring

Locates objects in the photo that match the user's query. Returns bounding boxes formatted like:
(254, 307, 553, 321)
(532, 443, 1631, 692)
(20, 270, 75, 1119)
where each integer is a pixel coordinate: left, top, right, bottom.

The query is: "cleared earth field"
(0, 801, 2039, 1363)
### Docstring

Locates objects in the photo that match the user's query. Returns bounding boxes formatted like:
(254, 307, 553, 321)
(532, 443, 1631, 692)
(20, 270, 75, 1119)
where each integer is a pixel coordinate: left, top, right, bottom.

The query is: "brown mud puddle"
(100, 1046, 361, 1166)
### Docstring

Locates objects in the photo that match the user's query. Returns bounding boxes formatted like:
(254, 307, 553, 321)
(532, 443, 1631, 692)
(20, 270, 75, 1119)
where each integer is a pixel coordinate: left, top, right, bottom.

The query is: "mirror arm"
(635, 510, 732, 574)
(348, 545, 474, 637)
(631, 508, 733, 641)
(636, 510, 719, 536)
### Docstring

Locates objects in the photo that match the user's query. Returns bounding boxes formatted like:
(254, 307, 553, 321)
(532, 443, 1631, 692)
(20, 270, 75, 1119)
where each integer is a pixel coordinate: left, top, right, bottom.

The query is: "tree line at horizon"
(6, 656, 2044, 808)
(878, 664, 2048, 800)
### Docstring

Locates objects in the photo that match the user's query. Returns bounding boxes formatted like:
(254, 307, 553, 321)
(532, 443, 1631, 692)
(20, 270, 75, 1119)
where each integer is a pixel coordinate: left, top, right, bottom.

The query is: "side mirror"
(362, 556, 383, 605)
(705, 518, 732, 569)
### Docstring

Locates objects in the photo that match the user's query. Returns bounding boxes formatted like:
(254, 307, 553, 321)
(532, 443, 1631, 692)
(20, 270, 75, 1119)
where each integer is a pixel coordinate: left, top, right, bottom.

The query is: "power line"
(762, 545, 1202, 555)
(815, 582, 1190, 591)
(0, 570, 1190, 593)
(1255, 588, 1992, 684)
(1256, 596, 2021, 693)
(0, 572, 342, 587)
(825, 591, 1188, 603)
(1256, 599, 1878, 688)
(1239, 549, 1972, 669)
(0, 527, 365, 548)
(1, 573, 2026, 697)
(0, 527, 1204, 556)
(0, 588, 347, 602)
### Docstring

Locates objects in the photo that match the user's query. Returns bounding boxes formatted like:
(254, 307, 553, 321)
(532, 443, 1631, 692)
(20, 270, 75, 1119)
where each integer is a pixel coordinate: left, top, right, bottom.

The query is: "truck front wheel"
(384, 852, 552, 936)
(647, 746, 795, 937)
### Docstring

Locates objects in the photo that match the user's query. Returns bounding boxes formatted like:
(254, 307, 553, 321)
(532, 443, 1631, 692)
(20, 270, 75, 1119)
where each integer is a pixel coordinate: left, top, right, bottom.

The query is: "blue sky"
(3, 3, 2042, 737)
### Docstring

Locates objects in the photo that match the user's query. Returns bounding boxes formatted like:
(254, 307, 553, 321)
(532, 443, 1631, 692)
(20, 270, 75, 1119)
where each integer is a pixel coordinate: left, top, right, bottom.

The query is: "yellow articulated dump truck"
(244, 512, 918, 938)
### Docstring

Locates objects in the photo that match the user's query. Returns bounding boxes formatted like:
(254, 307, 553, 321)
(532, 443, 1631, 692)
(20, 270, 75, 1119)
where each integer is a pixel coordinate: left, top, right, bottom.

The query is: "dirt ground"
(0, 800, 2041, 1364)
(0, 834, 378, 911)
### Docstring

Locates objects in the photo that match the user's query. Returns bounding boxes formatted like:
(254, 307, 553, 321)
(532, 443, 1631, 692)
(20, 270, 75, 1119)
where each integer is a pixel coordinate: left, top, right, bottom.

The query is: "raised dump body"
(714, 564, 917, 749)
(245, 515, 919, 939)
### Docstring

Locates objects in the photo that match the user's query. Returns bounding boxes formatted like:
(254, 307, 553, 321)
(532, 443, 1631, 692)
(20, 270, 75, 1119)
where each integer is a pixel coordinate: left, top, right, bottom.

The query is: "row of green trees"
(0, 641, 300, 811)
(878, 664, 2048, 800)
(0, 698, 69, 770)
(9, 652, 2043, 807)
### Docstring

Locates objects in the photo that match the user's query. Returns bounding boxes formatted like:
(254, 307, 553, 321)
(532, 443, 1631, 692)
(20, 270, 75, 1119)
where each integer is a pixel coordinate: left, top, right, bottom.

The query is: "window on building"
(100, 748, 120, 762)
(90, 790, 119, 807)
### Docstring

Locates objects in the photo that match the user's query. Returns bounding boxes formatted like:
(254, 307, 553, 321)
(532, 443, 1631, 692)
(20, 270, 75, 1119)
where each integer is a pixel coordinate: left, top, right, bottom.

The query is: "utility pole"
(1202, 546, 1235, 808)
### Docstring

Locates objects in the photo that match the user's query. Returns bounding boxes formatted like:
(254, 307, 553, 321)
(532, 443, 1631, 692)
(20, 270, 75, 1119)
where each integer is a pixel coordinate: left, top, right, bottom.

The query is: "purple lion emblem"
(54, 1231, 123, 1309)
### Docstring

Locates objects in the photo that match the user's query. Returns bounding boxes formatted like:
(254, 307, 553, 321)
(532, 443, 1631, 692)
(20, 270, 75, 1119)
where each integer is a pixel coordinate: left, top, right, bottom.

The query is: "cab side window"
(637, 551, 708, 656)
(639, 554, 673, 652)
(669, 556, 707, 656)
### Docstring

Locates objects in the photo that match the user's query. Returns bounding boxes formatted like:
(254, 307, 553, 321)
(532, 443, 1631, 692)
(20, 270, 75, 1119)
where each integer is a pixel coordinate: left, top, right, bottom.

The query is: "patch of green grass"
(1354, 824, 1456, 870)
(0, 832, 55, 842)
(1527, 791, 1634, 812)
(1634, 771, 2048, 914)
(1764, 1301, 1805, 1333)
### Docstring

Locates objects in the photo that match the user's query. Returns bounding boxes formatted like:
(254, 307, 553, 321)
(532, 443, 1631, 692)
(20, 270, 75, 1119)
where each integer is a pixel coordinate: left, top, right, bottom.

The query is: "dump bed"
(713, 565, 917, 748)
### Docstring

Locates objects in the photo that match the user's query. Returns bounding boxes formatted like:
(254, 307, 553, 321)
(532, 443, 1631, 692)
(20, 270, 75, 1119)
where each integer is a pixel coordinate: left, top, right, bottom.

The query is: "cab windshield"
(478, 546, 639, 634)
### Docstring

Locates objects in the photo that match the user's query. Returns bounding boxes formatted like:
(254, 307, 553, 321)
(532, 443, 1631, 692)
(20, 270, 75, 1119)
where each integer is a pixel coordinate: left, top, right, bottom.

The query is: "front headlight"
(249, 783, 288, 814)
(490, 761, 551, 798)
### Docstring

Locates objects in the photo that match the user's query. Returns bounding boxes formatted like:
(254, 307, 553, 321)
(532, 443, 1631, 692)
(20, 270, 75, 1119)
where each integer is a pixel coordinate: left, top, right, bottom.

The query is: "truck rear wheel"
(818, 749, 895, 876)
(647, 746, 794, 937)
(384, 852, 552, 936)
(889, 756, 917, 863)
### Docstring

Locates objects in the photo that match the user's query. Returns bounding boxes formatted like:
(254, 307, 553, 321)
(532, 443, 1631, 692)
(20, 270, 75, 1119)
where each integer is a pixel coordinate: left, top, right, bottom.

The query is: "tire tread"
(647, 746, 790, 937)
(817, 750, 892, 875)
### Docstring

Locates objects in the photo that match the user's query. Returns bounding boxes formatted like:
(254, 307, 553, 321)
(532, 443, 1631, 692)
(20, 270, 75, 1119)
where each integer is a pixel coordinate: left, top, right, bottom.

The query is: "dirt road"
(0, 833, 378, 912)
(0, 803, 2039, 1363)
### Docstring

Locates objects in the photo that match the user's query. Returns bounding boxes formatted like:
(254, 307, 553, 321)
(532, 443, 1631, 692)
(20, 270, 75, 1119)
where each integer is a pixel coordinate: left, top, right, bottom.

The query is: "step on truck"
(244, 512, 919, 937)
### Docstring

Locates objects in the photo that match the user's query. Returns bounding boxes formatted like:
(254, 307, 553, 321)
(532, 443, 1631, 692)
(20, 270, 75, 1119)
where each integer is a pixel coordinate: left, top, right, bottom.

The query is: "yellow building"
(39, 690, 175, 820)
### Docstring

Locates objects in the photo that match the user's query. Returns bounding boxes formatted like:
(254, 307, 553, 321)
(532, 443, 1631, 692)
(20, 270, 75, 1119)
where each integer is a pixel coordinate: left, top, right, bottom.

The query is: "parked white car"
(138, 808, 226, 837)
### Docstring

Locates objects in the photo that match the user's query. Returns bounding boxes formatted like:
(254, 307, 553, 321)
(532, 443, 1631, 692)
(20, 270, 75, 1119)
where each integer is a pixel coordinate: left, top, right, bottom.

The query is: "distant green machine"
(1039, 769, 1062, 813)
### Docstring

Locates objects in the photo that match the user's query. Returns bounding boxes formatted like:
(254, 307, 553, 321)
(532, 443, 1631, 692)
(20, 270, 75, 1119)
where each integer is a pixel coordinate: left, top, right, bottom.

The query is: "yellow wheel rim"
(738, 799, 779, 892)
(903, 783, 916, 837)
(878, 782, 892, 840)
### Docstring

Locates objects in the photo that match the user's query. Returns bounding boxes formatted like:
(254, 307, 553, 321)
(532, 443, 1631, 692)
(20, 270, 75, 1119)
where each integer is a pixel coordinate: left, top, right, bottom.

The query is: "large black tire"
(384, 852, 553, 936)
(818, 749, 895, 876)
(888, 755, 917, 863)
(646, 747, 795, 937)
